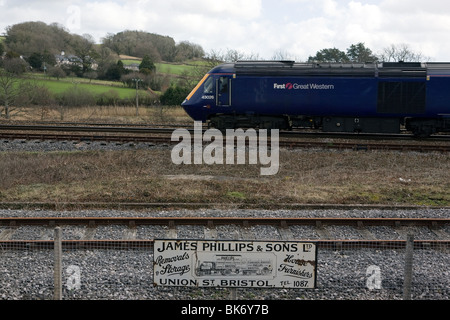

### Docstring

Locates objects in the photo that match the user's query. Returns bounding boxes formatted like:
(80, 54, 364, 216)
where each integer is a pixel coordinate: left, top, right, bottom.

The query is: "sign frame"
(153, 239, 317, 289)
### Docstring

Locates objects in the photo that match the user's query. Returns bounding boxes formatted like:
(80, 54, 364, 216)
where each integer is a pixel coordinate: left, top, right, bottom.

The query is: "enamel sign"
(153, 240, 317, 289)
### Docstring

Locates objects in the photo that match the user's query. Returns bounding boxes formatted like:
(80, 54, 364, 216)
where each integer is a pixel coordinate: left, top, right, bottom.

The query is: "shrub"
(96, 89, 120, 106)
(160, 85, 190, 106)
(56, 85, 96, 107)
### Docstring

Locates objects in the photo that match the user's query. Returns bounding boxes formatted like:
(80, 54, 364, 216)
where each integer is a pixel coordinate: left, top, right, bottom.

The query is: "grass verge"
(0, 149, 448, 206)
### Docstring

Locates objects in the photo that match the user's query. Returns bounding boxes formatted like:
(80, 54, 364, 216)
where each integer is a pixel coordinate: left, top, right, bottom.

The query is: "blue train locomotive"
(181, 61, 450, 136)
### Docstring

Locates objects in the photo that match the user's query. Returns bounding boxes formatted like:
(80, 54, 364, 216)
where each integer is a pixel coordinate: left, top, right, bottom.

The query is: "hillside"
(0, 21, 215, 113)
(2, 22, 204, 63)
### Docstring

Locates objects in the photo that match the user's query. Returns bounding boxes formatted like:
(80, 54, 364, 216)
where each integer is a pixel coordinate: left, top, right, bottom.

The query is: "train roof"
(208, 61, 450, 78)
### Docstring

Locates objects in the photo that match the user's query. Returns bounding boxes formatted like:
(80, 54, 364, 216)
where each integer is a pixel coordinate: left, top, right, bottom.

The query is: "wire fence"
(0, 228, 448, 300)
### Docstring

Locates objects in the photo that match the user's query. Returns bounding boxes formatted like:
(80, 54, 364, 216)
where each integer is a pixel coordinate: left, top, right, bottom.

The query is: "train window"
(219, 77, 229, 93)
(217, 77, 231, 106)
(204, 77, 213, 94)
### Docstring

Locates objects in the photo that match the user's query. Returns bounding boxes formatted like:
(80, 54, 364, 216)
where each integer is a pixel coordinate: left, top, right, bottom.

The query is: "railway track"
(1, 124, 449, 152)
(1, 216, 449, 249)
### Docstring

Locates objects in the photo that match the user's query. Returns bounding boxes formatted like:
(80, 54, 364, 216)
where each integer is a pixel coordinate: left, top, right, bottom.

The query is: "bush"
(48, 66, 66, 80)
(56, 85, 96, 107)
(15, 81, 55, 106)
(160, 85, 191, 106)
(96, 90, 120, 106)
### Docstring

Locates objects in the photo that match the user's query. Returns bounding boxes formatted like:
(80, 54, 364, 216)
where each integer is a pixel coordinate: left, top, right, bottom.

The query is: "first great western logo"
(273, 82, 335, 90)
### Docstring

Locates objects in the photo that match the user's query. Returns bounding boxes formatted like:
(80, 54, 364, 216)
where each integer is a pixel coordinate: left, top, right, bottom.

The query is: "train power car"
(181, 61, 450, 137)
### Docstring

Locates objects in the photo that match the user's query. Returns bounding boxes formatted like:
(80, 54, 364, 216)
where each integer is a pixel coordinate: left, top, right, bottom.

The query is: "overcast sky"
(1, 0, 450, 61)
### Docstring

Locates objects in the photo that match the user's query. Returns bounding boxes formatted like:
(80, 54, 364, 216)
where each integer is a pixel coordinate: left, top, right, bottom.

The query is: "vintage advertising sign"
(153, 240, 317, 289)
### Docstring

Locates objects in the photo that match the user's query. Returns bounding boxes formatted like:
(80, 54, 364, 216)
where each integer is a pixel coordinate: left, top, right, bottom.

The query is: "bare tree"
(0, 70, 20, 119)
(378, 44, 430, 62)
(272, 50, 292, 61)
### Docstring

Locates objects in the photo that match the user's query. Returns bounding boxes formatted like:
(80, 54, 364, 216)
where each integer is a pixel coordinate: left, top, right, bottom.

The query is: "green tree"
(101, 30, 179, 62)
(71, 34, 99, 74)
(27, 52, 43, 69)
(308, 48, 349, 63)
(104, 60, 126, 81)
(5, 21, 73, 57)
(26, 51, 56, 70)
(139, 55, 156, 75)
(347, 42, 378, 63)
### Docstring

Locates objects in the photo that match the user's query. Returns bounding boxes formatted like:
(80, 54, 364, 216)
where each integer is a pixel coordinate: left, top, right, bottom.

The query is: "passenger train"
(181, 61, 450, 137)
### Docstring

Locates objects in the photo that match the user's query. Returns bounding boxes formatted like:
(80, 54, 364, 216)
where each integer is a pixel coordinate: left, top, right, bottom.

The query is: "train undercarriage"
(208, 113, 450, 137)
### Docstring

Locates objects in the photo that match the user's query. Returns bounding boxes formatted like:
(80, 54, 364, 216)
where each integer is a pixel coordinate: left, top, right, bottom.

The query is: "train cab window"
(204, 76, 214, 94)
(217, 76, 231, 106)
(219, 77, 229, 93)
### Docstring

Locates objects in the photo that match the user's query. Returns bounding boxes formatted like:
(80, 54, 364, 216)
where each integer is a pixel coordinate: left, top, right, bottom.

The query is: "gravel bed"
(0, 139, 160, 152)
(0, 208, 449, 300)
(290, 225, 321, 240)
(0, 245, 448, 300)
(136, 225, 168, 240)
(1, 207, 449, 219)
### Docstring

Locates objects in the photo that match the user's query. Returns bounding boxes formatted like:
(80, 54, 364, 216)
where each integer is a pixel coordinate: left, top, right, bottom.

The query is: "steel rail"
(0, 132, 170, 143)
(0, 239, 448, 250)
(280, 140, 450, 152)
(1, 217, 448, 250)
(1, 216, 448, 227)
(2, 124, 450, 141)
(0, 124, 176, 134)
(1, 125, 449, 151)
(0, 202, 449, 211)
(1, 131, 449, 152)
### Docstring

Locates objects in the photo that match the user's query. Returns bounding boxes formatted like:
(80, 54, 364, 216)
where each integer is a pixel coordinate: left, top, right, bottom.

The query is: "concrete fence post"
(54, 227, 62, 300)
(403, 233, 414, 300)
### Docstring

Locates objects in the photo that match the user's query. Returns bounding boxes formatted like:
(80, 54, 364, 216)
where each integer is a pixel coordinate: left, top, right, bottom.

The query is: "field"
(32, 77, 137, 98)
(120, 55, 208, 76)
(18, 59, 201, 101)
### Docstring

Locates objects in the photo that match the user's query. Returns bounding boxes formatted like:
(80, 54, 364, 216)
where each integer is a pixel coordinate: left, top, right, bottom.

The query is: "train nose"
(181, 98, 190, 107)
(181, 98, 195, 111)
(181, 99, 207, 122)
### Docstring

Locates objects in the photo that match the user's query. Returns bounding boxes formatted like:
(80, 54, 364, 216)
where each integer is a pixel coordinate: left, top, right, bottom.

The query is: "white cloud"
(173, 0, 262, 19)
(1, 0, 450, 60)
